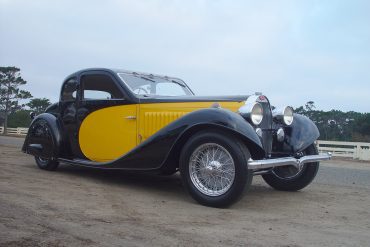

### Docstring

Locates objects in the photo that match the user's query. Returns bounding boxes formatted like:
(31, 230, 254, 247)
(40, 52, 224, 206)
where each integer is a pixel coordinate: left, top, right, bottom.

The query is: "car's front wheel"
(179, 130, 252, 207)
(262, 144, 319, 191)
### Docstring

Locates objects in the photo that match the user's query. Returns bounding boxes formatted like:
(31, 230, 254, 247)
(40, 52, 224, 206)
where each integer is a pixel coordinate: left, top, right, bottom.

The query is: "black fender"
(161, 110, 266, 171)
(273, 113, 320, 154)
(22, 113, 64, 159)
(81, 108, 265, 170)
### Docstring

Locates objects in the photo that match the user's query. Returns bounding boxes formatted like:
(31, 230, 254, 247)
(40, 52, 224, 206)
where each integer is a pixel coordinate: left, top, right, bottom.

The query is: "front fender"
(171, 109, 265, 159)
(274, 113, 320, 154)
(22, 113, 63, 159)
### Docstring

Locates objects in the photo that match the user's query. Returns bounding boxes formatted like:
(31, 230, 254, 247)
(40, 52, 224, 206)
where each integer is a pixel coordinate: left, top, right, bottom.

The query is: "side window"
(61, 78, 77, 101)
(81, 74, 124, 100)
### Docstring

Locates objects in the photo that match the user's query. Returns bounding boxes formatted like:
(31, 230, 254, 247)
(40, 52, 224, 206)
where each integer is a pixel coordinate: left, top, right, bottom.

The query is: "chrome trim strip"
(248, 153, 332, 170)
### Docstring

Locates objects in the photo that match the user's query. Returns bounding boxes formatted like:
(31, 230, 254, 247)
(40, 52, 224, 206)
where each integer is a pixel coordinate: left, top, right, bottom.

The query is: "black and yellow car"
(22, 68, 331, 207)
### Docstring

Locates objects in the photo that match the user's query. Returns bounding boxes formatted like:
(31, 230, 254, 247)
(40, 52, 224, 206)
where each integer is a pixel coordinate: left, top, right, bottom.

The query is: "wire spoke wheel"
(189, 143, 235, 196)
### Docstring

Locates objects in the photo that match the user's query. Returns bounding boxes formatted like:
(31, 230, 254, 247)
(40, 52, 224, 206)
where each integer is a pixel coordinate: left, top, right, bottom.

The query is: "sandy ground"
(0, 142, 370, 247)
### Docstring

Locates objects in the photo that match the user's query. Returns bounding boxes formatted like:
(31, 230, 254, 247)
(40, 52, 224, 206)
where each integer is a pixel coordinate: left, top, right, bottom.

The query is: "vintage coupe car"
(22, 68, 331, 207)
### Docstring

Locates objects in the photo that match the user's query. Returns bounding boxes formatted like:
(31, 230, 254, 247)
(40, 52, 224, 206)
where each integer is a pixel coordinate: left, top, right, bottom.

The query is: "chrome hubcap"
(189, 143, 235, 196)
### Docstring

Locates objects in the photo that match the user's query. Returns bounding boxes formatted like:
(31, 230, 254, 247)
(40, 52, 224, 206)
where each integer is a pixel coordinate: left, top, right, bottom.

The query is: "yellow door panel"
(79, 105, 137, 162)
(139, 101, 244, 141)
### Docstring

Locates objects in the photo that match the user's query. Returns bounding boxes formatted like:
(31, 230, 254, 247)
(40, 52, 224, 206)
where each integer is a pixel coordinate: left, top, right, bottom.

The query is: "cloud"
(0, 0, 369, 112)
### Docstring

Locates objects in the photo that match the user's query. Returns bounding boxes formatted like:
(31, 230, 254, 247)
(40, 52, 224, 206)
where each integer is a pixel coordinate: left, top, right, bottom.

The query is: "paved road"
(0, 135, 25, 147)
(317, 165, 370, 188)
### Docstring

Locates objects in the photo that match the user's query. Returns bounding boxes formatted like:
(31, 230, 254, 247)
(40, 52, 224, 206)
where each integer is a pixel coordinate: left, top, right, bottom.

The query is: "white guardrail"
(1, 126, 369, 161)
(0, 127, 29, 136)
(317, 140, 370, 161)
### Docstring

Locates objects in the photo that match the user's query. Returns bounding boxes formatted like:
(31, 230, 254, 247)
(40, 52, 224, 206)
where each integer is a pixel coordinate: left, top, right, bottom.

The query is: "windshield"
(118, 73, 193, 97)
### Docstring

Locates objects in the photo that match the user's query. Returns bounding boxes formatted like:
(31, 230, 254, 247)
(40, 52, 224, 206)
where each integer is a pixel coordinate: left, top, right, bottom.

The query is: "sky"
(1, 0, 369, 112)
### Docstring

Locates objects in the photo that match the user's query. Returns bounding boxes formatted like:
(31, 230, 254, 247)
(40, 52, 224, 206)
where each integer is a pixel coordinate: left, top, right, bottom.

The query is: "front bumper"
(248, 153, 332, 170)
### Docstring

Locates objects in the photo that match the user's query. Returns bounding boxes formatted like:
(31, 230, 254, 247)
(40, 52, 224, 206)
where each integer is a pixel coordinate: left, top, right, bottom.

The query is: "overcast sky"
(1, 0, 369, 112)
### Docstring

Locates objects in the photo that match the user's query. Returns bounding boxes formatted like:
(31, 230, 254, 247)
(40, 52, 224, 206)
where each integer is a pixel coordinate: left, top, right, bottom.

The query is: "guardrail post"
(359, 145, 370, 161)
(353, 145, 359, 159)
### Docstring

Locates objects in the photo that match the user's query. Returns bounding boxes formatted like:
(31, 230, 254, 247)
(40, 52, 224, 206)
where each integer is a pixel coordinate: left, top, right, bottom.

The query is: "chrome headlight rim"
(250, 102, 264, 125)
(238, 101, 264, 126)
(283, 106, 294, 126)
(273, 106, 294, 126)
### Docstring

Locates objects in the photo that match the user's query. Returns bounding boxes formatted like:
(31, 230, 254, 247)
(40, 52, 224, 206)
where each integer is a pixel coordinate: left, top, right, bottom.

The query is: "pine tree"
(0, 67, 32, 134)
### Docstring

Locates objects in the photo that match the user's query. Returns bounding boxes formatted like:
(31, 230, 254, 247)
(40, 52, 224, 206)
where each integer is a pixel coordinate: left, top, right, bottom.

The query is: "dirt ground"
(1, 143, 369, 247)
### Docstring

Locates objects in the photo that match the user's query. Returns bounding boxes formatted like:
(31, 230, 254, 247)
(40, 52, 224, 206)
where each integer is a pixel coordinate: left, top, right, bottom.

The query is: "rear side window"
(81, 74, 124, 100)
(61, 78, 78, 101)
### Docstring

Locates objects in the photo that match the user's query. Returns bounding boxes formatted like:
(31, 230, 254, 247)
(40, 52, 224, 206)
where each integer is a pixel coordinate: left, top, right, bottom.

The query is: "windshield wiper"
(140, 76, 155, 82)
(132, 72, 155, 82)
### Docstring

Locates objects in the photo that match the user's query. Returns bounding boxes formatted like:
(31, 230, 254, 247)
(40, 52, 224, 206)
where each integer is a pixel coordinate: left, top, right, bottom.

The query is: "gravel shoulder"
(0, 143, 369, 247)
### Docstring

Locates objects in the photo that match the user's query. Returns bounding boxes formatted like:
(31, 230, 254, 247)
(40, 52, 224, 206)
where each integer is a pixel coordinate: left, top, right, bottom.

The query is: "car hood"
(138, 95, 250, 103)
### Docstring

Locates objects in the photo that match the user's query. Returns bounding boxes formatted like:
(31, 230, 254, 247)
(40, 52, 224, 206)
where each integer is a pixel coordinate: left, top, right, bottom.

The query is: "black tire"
(179, 130, 252, 207)
(35, 156, 59, 171)
(262, 144, 319, 191)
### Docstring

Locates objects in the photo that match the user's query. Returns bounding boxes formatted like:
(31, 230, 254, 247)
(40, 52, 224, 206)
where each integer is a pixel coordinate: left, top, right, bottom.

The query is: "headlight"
(251, 103, 264, 125)
(283, 106, 294, 125)
(239, 102, 264, 125)
(273, 106, 294, 126)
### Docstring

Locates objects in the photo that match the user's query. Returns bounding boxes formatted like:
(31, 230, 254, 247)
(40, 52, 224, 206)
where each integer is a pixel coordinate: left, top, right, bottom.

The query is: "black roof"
(65, 68, 183, 81)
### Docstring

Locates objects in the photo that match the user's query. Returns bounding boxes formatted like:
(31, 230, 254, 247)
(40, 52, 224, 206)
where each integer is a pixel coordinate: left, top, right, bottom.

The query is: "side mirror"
(30, 112, 35, 120)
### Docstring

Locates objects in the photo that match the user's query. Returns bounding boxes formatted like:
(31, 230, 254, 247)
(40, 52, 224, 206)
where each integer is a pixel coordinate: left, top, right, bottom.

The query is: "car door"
(76, 72, 137, 162)
(59, 77, 81, 158)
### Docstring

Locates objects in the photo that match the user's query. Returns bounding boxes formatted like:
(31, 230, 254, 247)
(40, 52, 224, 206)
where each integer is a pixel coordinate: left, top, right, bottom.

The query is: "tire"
(179, 130, 252, 207)
(35, 156, 59, 171)
(262, 144, 319, 191)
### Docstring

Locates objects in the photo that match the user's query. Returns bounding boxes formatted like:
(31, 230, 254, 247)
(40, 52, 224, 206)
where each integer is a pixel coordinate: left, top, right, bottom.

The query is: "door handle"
(125, 116, 136, 120)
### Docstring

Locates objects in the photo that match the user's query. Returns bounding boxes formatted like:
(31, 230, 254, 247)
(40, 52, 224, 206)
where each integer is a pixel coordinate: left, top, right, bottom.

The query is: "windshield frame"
(117, 72, 194, 98)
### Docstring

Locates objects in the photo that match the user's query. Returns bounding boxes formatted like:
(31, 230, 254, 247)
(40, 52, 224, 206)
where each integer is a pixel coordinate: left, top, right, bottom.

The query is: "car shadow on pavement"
(55, 163, 193, 202)
(52, 162, 290, 208)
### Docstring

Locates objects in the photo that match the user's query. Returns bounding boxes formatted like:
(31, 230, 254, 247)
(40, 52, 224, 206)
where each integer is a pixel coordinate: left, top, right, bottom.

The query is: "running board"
(248, 153, 332, 170)
(58, 158, 104, 166)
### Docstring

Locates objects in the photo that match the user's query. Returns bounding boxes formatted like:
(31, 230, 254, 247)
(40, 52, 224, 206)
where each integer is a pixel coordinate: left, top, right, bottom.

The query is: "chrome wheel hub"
(189, 143, 235, 197)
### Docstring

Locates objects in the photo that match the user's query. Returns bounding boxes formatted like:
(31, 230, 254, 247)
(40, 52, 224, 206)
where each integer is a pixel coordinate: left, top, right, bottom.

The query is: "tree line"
(0, 67, 50, 134)
(294, 101, 370, 142)
(1, 66, 369, 142)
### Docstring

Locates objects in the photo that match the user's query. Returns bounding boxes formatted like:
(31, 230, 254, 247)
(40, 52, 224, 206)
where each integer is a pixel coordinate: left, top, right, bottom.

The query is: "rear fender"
(22, 113, 63, 159)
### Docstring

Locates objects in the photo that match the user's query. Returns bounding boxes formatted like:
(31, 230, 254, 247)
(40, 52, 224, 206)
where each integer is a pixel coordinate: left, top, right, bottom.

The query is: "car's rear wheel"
(180, 130, 252, 207)
(262, 144, 319, 191)
(35, 156, 59, 171)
